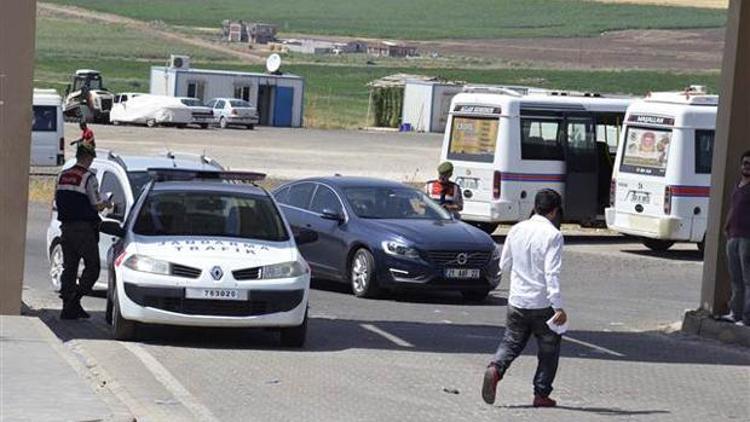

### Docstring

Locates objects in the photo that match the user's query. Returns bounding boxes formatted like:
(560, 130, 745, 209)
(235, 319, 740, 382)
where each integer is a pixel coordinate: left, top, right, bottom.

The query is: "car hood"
(362, 219, 494, 250)
(132, 236, 294, 269)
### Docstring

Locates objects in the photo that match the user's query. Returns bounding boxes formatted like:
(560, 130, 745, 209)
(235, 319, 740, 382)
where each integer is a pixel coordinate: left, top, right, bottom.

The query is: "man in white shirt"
(481, 189, 567, 408)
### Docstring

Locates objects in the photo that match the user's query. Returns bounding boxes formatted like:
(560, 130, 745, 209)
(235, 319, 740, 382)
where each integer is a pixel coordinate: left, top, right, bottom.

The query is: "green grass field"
(47, 0, 725, 39)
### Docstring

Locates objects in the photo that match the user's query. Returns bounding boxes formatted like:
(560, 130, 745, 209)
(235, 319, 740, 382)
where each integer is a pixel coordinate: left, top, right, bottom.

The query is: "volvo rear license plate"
(445, 268, 481, 279)
(185, 288, 247, 301)
(628, 191, 650, 204)
(456, 177, 478, 190)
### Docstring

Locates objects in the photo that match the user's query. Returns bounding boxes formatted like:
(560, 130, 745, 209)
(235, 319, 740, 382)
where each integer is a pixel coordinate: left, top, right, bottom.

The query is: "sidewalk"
(0, 315, 131, 422)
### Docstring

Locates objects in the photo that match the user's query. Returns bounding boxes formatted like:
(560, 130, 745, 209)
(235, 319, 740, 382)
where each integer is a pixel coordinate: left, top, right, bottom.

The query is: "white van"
(606, 89, 717, 252)
(440, 87, 631, 233)
(32, 89, 65, 166)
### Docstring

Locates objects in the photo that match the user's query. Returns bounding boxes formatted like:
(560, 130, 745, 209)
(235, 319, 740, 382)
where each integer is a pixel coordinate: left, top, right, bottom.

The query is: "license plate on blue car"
(445, 268, 480, 279)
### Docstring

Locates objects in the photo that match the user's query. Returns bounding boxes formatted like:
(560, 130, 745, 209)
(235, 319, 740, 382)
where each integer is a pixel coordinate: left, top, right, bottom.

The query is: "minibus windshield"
(620, 126, 672, 177)
(447, 116, 498, 163)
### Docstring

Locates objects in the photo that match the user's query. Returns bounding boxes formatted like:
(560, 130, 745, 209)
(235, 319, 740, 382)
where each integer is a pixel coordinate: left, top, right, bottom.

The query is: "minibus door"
(562, 117, 599, 223)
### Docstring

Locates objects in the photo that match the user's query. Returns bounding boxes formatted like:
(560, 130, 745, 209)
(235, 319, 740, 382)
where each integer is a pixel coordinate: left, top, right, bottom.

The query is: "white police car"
(100, 169, 316, 347)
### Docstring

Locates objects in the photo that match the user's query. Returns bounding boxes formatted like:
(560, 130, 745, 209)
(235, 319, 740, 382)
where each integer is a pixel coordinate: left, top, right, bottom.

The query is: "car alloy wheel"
(49, 243, 64, 291)
(146, 119, 157, 128)
(219, 117, 228, 129)
(350, 249, 379, 298)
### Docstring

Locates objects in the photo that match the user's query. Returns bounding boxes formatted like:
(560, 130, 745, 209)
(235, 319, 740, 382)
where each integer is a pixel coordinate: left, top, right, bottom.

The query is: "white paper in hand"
(546, 315, 568, 335)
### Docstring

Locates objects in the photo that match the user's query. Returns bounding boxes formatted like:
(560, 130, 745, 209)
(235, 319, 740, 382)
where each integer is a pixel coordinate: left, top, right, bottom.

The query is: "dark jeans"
(727, 237, 750, 324)
(60, 222, 100, 310)
(491, 306, 562, 397)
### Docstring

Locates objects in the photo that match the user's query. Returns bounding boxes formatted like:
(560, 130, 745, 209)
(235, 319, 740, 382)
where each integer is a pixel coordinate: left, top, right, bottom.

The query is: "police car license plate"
(185, 288, 247, 301)
(445, 268, 480, 279)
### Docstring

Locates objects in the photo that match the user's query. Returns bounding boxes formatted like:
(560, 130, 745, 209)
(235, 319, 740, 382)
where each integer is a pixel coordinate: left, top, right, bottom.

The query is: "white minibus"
(32, 89, 65, 166)
(606, 89, 717, 252)
(440, 87, 631, 233)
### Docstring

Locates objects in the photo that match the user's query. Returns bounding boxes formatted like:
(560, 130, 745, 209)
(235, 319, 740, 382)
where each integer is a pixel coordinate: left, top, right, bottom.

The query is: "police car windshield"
(132, 191, 289, 241)
(344, 187, 451, 220)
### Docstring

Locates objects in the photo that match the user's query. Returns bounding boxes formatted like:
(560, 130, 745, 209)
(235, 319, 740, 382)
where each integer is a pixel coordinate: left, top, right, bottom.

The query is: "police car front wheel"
(279, 308, 307, 348)
(111, 289, 138, 341)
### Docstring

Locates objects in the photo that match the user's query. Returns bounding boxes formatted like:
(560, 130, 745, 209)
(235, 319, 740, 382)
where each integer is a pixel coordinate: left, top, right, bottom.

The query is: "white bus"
(606, 89, 717, 252)
(440, 88, 631, 233)
(32, 89, 65, 166)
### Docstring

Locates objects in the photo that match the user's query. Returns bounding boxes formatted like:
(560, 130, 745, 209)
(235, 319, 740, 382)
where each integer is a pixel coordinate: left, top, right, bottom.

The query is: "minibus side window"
(520, 118, 563, 160)
(695, 130, 714, 174)
(32, 105, 57, 132)
(620, 126, 672, 177)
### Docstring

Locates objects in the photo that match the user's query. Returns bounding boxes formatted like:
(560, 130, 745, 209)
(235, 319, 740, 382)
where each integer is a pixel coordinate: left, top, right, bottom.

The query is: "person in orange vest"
(424, 161, 463, 216)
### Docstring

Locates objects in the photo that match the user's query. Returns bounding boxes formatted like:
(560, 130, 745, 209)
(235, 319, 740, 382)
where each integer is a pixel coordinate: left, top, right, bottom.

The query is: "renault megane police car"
(100, 169, 317, 347)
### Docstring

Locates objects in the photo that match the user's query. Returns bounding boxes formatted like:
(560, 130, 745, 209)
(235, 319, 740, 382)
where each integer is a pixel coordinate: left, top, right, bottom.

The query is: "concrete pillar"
(0, 1, 37, 315)
(700, 0, 750, 315)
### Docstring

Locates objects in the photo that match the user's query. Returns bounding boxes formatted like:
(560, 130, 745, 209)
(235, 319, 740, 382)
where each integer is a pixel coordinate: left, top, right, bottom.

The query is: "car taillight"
(493, 171, 502, 199)
(610, 179, 616, 207)
(664, 186, 672, 215)
(59, 137, 65, 152)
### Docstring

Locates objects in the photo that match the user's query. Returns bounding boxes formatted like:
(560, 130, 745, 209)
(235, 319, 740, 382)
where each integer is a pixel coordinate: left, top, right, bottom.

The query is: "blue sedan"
(273, 177, 501, 301)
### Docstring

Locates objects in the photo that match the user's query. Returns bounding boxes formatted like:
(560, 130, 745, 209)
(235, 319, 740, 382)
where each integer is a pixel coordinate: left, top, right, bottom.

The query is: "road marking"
(121, 342, 221, 422)
(563, 335, 626, 357)
(360, 323, 414, 348)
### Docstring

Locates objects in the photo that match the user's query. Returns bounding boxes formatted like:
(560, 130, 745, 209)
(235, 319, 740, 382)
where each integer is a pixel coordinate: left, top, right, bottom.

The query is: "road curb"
(682, 309, 750, 348)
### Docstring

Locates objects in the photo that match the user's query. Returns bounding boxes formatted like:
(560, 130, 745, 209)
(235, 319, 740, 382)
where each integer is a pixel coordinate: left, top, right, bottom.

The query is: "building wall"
(402, 82, 433, 132)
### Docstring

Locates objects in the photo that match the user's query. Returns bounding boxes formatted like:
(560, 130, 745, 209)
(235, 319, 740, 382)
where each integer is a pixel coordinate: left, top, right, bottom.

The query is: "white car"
(47, 151, 224, 292)
(176, 97, 214, 129)
(99, 169, 316, 346)
(110, 94, 192, 128)
(206, 98, 259, 129)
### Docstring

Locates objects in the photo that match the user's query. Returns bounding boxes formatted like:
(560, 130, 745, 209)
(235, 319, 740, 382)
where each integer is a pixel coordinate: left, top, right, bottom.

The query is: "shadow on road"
(621, 248, 703, 262)
(501, 404, 670, 416)
(33, 303, 750, 367)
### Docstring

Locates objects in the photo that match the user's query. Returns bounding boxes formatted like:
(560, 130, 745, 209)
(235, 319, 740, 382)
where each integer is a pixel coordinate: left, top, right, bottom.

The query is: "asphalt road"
(65, 123, 443, 182)
(23, 201, 750, 421)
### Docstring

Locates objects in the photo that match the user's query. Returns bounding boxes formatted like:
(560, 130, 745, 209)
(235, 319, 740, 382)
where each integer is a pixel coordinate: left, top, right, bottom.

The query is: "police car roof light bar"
(147, 168, 266, 183)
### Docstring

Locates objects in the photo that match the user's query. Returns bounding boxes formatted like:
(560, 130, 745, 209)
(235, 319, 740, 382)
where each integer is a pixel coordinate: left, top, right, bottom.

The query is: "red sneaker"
(481, 365, 501, 404)
(533, 395, 557, 408)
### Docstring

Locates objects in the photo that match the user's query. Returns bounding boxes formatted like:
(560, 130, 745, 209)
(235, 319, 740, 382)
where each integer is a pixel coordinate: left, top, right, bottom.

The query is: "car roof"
(150, 181, 267, 196)
(286, 176, 409, 189)
(93, 154, 221, 173)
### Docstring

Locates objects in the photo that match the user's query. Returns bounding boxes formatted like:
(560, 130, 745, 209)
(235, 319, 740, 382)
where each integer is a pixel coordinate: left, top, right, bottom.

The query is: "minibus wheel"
(642, 238, 674, 252)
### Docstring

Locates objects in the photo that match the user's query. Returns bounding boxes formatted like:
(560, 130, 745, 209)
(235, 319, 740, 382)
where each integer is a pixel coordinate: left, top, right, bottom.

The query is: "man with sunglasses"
(723, 150, 750, 326)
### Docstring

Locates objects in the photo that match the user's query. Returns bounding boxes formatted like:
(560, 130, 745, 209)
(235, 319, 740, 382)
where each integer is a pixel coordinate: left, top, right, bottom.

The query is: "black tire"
(461, 289, 491, 303)
(247, 124, 255, 130)
(200, 123, 209, 129)
(697, 236, 705, 254)
(642, 238, 674, 252)
(473, 223, 499, 235)
(280, 308, 307, 348)
(112, 289, 138, 341)
(350, 248, 380, 298)
(146, 119, 156, 128)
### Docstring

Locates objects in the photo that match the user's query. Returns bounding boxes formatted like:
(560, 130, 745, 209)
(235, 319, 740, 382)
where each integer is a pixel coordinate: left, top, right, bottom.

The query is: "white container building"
(402, 80, 463, 133)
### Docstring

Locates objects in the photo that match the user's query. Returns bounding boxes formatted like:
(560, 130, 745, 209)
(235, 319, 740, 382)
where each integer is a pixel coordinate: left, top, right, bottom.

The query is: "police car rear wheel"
(280, 308, 307, 348)
(351, 249, 380, 298)
(642, 238, 674, 252)
(112, 289, 138, 341)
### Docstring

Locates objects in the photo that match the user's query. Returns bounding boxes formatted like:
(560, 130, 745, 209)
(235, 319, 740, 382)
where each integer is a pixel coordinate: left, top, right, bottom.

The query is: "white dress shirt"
(500, 214, 564, 310)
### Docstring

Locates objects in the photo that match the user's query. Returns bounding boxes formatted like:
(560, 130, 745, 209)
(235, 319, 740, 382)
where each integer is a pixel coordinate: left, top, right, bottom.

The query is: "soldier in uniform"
(424, 161, 464, 217)
(55, 135, 111, 320)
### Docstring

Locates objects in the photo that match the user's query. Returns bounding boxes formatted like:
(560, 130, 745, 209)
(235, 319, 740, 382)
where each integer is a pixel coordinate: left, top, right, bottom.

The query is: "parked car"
(99, 169, 316, 345)
(273, 176, 501, 301)
(176, 97, 214, 129)
(110, 94, 192, 128)
(46, 151, 223, 292)
(206, 98, 259, 129)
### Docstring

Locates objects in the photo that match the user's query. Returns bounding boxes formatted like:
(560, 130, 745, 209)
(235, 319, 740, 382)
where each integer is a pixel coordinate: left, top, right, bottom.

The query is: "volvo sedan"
(273, 177, 501, 301)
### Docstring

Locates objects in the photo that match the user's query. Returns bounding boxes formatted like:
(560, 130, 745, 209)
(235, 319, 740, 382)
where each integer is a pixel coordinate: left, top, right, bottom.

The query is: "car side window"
(287, 183, 316, 209)
(215, 100, 225, 109)
(274, 186, 291, 204)
(205, 100, 216, 108)
(100, 171, 127, 221)
(310, 185, 343, 215)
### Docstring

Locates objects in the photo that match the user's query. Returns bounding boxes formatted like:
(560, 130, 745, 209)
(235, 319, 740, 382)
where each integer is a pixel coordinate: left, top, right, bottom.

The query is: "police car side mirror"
(294, 228, 318, 246)
(100, 220, 125, 238)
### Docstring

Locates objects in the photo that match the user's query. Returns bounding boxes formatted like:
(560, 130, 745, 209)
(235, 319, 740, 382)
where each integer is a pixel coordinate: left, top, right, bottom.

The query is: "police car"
(99, 169, 316, 347)
(47, 151, 224, 291)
